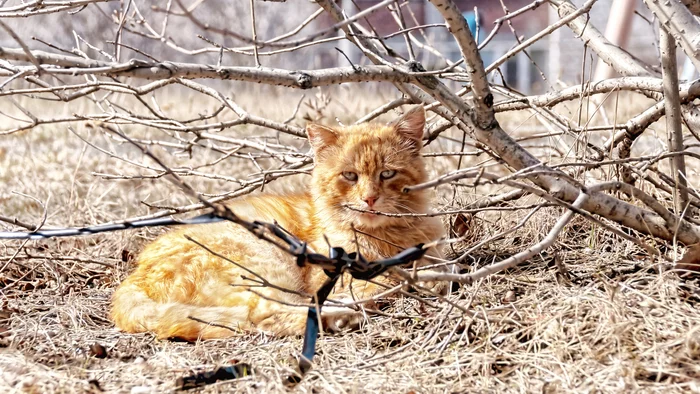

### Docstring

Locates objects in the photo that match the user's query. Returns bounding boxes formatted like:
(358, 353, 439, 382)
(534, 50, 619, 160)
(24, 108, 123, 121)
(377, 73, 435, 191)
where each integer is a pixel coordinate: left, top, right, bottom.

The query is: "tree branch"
(643, 0, 700, 72)
(660, 26, 690, 212)
(0, 47, 414, 87)
(549, 0, 658, 77)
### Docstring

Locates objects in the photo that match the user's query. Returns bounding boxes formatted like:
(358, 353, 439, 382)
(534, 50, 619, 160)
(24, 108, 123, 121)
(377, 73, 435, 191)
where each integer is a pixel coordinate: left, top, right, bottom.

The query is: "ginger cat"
(110, 107, 445, 341)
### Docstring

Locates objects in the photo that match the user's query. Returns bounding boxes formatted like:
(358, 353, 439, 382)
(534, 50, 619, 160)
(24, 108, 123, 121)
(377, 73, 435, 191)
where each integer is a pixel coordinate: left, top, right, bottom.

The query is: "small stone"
(19, 375, 37, 389)
(503, 290, 516, 303)
(130, 386, 152, 394)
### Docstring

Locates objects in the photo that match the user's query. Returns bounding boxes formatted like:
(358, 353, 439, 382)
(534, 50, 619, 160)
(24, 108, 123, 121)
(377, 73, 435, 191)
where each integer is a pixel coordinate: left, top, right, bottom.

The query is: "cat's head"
(307, 106, 430, 230)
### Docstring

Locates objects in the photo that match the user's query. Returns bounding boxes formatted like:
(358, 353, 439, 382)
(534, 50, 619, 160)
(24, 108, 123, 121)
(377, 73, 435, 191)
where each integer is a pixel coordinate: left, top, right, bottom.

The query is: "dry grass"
(2, 87, 700, 393)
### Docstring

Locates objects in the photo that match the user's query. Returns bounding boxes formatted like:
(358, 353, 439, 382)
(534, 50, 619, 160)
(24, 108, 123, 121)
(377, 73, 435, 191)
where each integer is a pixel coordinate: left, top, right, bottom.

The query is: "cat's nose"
(363, 195, 378, 208)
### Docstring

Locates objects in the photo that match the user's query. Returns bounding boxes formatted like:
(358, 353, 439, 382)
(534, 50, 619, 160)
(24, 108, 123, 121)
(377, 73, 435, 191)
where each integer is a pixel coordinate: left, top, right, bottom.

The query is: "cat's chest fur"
(316, 219, 444, 261)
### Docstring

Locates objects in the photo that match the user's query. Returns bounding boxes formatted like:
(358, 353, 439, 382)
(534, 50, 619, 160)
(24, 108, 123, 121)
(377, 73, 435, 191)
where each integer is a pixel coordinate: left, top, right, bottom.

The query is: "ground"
(2, 90, 700, 393)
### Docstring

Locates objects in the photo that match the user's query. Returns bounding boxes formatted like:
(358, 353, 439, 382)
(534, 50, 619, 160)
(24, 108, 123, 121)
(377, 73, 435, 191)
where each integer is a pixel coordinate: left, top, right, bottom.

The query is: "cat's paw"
(415, 264, 455, 295)
(320, 298, 373, 333)
(321, 310, 362, 333)
(418, 278, 449, 295)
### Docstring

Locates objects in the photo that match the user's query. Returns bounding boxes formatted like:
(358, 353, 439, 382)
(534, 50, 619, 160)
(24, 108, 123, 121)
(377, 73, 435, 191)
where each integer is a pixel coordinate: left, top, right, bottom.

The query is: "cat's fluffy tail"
(110, 280, 251, 341)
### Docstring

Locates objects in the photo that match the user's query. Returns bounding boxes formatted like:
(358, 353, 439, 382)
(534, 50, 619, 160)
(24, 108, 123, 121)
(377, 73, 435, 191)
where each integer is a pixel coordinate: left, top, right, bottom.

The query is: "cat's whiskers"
(377, 202, 436, 241)
(392, 202, 422, 214)
(315, 206, 350, 229)
(315, 201, 369, 234)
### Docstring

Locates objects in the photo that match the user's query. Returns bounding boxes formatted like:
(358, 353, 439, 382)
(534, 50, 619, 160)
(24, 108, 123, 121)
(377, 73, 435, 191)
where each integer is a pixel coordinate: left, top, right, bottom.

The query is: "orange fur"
(110, 107, 445, 341)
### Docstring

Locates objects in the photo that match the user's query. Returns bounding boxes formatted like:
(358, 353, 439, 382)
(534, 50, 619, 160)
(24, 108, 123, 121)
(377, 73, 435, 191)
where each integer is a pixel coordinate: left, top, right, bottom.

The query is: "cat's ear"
(388, 106, 425, 147)
(306, 123, 338, 154)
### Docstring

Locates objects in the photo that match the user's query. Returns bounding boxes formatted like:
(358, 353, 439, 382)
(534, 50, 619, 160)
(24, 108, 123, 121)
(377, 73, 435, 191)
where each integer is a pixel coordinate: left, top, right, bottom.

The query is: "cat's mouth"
(343, 204, 393, 228)
(355, 212, 388, 228)
(344, 204, 384, 215)
(358, 211, 379, 220)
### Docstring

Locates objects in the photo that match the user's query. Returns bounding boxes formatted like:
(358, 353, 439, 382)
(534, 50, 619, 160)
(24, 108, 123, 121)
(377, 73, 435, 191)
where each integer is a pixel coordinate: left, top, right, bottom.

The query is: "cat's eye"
(380, 170, 396, 180)
(342, 171, 358, 181)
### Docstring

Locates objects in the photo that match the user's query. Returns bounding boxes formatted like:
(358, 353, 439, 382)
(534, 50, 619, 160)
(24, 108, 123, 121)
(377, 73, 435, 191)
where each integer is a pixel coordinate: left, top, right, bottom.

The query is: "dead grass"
(2, 87, 700, 393)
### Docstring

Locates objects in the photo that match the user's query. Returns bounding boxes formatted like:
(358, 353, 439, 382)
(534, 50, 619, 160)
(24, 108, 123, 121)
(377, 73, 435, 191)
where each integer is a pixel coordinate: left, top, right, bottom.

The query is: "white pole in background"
(593, 0, 636, 81)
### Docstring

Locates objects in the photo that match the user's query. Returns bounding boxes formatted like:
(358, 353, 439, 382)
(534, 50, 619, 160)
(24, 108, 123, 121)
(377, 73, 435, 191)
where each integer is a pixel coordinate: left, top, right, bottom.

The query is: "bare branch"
(660, 26, 690, 212)
(643, 0, 700, 71)
(549, 0, 658, 77)
(0, 46, 413, 87)
(428, 0, 495, 129)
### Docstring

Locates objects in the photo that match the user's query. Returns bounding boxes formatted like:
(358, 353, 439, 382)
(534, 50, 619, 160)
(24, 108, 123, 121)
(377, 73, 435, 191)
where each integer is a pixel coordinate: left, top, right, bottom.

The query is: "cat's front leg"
(319, 300, 367, 333)
(409, 247, 452, 295)
(318, 276, 391, 332)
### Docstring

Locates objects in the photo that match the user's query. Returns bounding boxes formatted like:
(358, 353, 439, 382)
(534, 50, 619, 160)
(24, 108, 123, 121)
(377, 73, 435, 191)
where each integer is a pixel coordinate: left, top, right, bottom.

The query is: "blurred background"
(0, 0, 683, 95)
